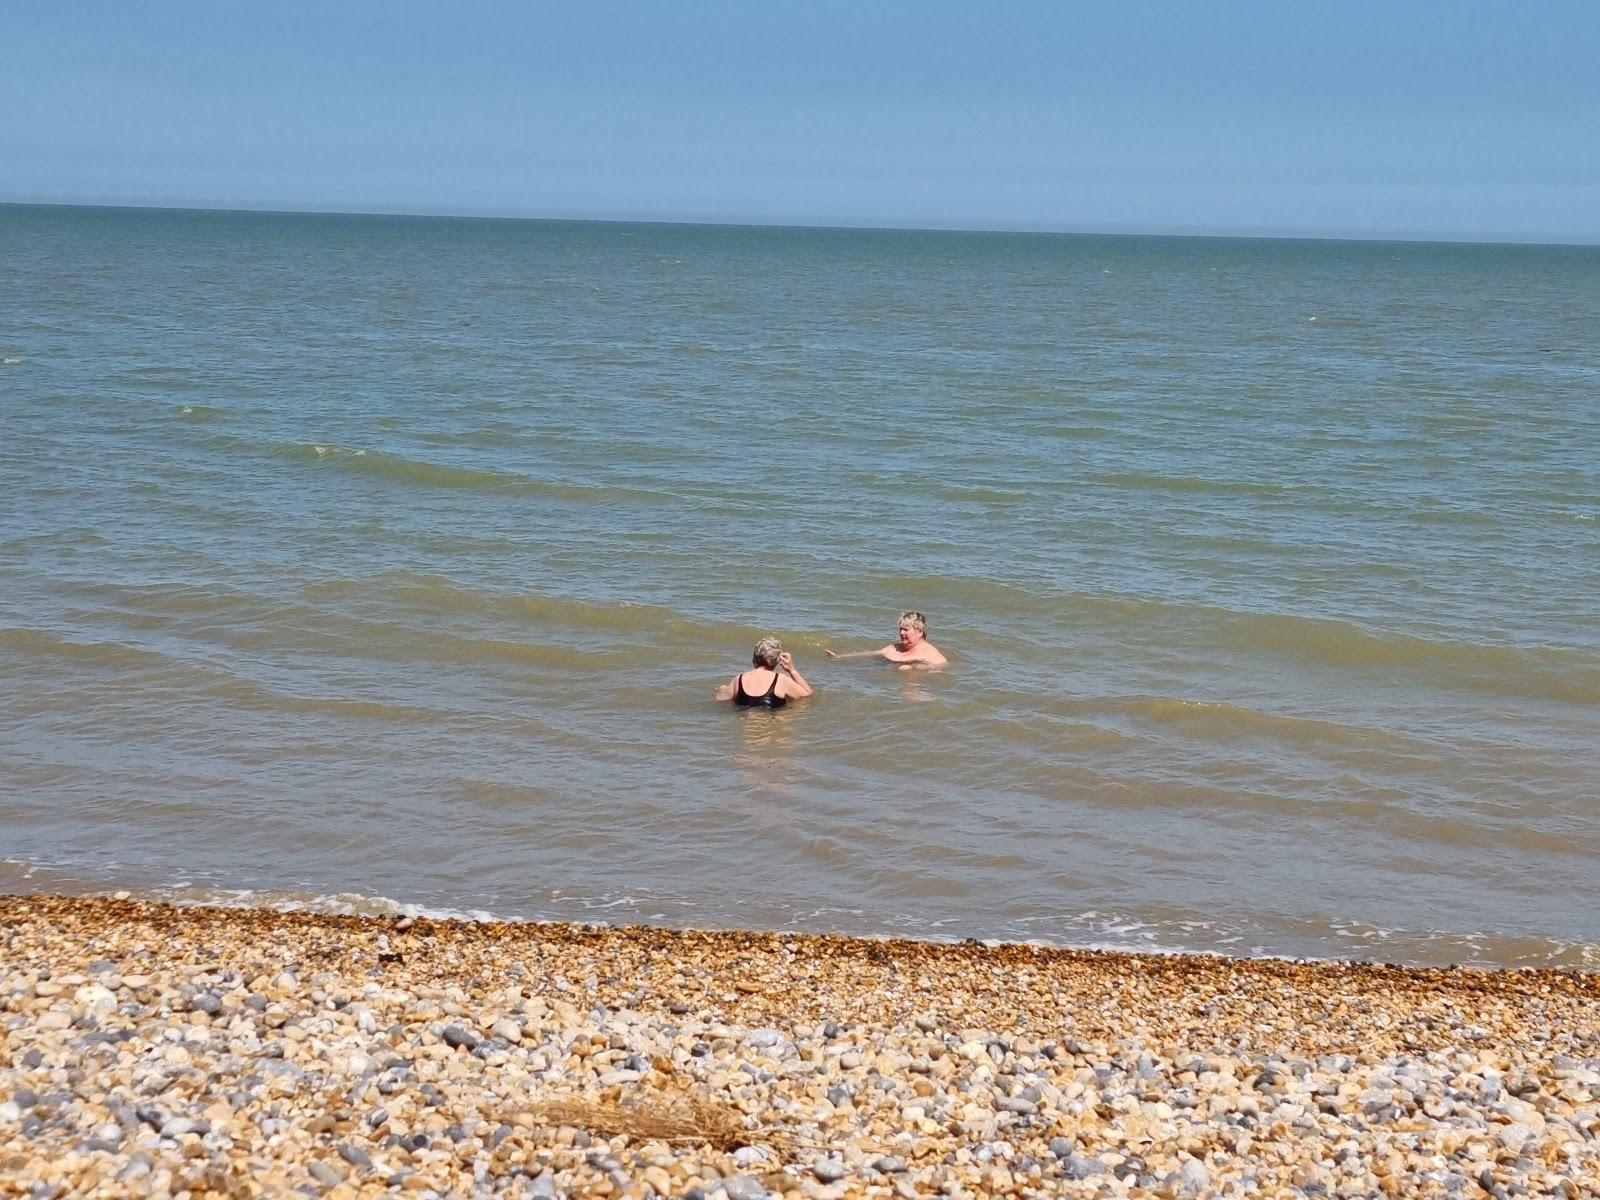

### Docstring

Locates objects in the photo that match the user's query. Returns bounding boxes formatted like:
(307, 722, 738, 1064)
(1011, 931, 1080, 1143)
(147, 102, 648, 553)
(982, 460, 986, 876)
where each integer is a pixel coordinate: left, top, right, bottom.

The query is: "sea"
(3, 203, 1597, 969)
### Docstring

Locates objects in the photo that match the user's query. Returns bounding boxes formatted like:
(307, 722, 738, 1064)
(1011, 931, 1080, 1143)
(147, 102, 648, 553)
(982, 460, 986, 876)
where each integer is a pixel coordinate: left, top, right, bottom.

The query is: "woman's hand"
(778, 651, 795, 672)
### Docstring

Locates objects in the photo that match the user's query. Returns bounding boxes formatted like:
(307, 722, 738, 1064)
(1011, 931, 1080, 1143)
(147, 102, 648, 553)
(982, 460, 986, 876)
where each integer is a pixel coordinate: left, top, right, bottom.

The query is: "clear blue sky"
(6, 1, 1597, 241)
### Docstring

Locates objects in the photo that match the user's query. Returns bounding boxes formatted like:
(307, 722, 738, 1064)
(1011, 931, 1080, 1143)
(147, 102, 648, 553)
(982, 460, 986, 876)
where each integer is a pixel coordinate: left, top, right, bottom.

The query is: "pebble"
(812, 1158, 847, 1182)
(721, 1175, 769, 1200)
(307, 1160, 344, 1186)
(1178, 1157, 1211, 1191)
(337, 1141, 373, 1168)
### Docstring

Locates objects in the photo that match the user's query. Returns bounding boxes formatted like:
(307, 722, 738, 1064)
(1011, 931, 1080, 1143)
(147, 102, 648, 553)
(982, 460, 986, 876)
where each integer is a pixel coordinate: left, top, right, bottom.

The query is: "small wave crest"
(0, 626, 172, 671)
(1227, 611, 1599, 703)
(1093, 471, 1294, 497)
(5, 868, 1594, 970)
(1120, 695, 1406, 750)
(275, 442, 662, 502)
(302, 572, 759, 646)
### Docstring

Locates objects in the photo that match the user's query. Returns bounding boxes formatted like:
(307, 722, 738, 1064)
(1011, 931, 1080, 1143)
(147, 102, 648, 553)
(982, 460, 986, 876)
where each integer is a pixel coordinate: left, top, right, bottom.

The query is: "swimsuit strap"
(764, 667, 781, 697)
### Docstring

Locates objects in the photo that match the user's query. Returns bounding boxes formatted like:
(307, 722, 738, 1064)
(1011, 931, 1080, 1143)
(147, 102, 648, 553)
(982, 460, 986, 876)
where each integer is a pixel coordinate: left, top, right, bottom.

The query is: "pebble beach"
(3, 895, 1598, 1199)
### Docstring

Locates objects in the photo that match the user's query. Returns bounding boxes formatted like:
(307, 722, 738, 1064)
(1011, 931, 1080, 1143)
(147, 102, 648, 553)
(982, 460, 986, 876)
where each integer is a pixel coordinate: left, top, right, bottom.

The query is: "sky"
(5, 1, 1598, 242)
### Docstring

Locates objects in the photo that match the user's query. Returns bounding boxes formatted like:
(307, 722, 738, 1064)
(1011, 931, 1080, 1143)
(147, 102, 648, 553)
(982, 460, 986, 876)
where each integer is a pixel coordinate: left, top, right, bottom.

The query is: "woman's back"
(733, 668, 787, 708)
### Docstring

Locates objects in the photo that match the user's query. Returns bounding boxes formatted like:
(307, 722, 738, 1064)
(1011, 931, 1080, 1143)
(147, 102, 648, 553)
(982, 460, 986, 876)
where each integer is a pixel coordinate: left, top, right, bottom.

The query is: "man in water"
(825, 610, 948, 667)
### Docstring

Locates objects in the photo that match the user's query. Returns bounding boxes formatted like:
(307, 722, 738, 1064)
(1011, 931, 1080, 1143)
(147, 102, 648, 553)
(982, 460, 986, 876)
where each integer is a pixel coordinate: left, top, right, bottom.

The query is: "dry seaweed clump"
(1, 893, 1599, 1198)
(529, 1092, 764, 1152)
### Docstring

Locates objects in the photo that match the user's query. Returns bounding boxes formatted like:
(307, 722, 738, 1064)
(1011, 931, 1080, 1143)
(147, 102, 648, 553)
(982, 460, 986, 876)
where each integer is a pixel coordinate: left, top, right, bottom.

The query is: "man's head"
(752, 636, 783, 668)
(897, 611, 928, 649)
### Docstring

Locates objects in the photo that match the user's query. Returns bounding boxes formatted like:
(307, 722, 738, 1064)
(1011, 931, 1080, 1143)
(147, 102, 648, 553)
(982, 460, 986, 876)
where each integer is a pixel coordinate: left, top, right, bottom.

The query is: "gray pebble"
(337, 1141, 373, 1169)
(721, 1175, 769, 1200)
(308, 1160, 344, 1186)
(812, 1159, 847, 1183)
(1061, 1155, 1103, 1180)
(1048, 1136, 1074, 1158)
(441, 1025, 479, 1050)
(192, 993, 223, 1016)
(525, 1171, 560, 1199)
(1178, 1159, 1211, 1192)
(872, 1155, 908, 1174)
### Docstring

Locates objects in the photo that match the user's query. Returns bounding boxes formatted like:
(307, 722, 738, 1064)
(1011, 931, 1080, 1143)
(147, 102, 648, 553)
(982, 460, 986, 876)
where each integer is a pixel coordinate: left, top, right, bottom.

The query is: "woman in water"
(715, 636, 813, 708)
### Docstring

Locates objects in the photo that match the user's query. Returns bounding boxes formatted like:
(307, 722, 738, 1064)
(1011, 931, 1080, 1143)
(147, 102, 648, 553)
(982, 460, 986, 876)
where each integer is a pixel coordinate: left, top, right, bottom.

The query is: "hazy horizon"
(7, 198, 1599, 251)
(7, 3, 1596, 246)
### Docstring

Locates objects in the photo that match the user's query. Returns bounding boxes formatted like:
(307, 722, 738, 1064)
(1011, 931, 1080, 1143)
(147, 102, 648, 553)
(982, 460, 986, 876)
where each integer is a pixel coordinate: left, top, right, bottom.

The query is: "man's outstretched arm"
(824, 645, 891, 660)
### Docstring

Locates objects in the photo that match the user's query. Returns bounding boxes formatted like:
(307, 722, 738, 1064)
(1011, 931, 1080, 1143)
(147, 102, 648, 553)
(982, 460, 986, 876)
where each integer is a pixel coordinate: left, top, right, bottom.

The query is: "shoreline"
(3, 894, 1597, 1197)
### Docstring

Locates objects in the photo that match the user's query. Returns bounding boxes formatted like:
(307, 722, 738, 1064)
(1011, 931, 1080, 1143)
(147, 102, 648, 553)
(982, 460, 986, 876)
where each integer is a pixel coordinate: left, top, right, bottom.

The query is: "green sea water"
(2, 203, 1597, 966)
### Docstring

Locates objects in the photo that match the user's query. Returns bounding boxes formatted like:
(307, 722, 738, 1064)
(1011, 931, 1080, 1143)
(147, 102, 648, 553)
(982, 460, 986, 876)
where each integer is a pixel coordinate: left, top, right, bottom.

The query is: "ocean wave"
(3, 868, 1595, 970)
(1119, 695, 1412, 750)
(1093, 471, 1295, 497)
(0, 528, 110, 553)
(931, 583, 1600, 704)
(0, 626, 174, 671)
(302, 572, 755, 646)
(1221, 611, 1600, 703)
(271, 442, 665, 502)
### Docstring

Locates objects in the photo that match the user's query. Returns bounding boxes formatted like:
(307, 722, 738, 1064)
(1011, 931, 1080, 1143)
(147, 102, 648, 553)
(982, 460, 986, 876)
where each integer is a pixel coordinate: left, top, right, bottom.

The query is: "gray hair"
(752, 636, 783, 668)
(899, 610, 928, 634)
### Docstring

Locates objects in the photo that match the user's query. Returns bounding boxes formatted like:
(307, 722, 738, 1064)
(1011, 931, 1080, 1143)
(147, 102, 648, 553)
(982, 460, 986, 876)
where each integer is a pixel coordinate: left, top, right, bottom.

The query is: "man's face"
(897, 621, 923, 649)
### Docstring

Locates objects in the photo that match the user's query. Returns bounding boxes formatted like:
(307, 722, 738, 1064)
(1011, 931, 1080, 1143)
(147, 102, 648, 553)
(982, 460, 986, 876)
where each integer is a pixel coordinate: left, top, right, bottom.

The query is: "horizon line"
(5, 196, 1598, 251)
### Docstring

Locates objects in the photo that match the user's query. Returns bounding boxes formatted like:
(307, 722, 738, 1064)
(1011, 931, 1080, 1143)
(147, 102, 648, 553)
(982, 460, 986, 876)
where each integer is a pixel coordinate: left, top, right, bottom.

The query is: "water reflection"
(730, 705, 802, 791)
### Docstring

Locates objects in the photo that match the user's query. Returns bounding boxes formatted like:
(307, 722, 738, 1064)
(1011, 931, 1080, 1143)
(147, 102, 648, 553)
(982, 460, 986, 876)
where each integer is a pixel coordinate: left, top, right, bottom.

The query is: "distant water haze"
(2, 204, 1597, 968)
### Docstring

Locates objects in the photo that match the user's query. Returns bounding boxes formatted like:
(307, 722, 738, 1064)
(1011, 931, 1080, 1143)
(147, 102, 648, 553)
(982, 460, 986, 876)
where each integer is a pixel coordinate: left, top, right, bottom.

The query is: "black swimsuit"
(733, 669, 786, 709)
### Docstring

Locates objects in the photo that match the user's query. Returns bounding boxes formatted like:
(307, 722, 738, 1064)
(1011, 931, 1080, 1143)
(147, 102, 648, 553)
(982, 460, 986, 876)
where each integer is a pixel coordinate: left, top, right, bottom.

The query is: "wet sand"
(2, 894, 1597, 1197)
